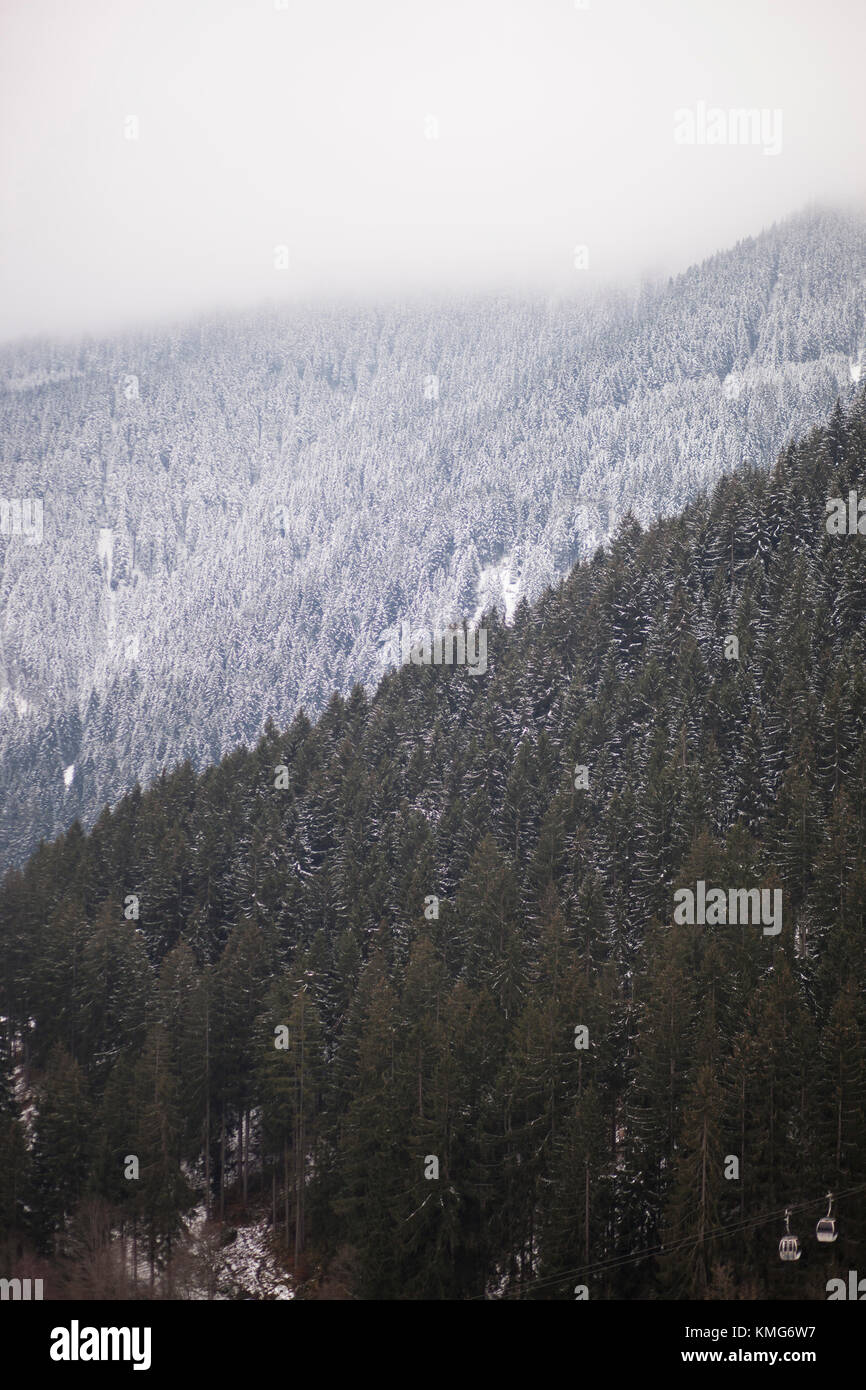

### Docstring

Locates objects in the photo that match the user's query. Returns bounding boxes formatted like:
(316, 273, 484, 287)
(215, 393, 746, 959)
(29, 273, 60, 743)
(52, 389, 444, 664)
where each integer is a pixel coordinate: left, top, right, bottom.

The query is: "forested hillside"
(1, 207, 865, 871)
(2, 391, 866, 1299)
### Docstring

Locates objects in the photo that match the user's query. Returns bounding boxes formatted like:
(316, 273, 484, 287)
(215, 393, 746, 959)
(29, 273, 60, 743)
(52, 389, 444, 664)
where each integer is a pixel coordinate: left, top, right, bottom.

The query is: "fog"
(1, 0, 864, 340)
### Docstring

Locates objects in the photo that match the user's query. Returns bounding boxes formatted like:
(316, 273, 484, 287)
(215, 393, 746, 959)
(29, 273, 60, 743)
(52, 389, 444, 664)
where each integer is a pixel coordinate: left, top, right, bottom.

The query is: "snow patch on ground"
(217, 1219, 295, 1300)
(0, 686, 32, 719)
(116, 1206, 295, 1300)
(178, 1207, 294, 1300)
(474, 555, 522, 627)
(63, 763, 75, 788)
(98, 527, 114, 586)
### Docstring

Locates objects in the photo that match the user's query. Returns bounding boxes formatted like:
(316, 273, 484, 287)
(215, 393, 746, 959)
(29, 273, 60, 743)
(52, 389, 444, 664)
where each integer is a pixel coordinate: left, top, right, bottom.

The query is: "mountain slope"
(2, 389, 866, 1298)
(1, 206, 865, 871)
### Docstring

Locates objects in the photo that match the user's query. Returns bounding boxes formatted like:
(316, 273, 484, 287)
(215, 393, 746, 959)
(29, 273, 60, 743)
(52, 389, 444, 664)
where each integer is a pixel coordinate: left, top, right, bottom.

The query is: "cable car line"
(816, 1192, 838, 1245)
(472, 1180, 866, 1299)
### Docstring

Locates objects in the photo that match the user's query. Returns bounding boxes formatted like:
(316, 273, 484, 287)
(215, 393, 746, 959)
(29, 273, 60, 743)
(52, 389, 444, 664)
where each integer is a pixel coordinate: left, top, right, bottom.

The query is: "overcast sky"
(1, 0, 864, 341)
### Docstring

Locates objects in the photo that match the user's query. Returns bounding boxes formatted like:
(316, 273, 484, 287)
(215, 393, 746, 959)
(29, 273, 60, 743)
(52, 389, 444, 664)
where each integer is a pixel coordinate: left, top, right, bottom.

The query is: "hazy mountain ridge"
(0, 206, 864, 869)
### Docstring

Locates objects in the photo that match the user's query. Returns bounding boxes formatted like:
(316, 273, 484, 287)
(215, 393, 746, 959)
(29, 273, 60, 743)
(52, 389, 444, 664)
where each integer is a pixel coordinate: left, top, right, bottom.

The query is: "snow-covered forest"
(3, 390, 866, 1300)
(1, 206, 864, 871)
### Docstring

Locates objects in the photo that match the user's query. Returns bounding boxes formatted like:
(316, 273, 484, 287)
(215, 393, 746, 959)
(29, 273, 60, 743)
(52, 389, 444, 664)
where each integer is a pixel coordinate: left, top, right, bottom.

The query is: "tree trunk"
(204, 995, 211, 1221)
(584, 1161, 590, 1264)
(243, 1108, 249, 1207)
(283, 1141, 290, 1243)
(295, 1115, 305, 1264)
(219, 1106, 226, 1223)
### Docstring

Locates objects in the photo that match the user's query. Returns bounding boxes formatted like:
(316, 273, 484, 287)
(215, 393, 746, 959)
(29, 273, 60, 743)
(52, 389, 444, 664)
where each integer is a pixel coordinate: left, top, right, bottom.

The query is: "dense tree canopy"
(3, 388, 866, 1298)
(1, 208, 864, 873)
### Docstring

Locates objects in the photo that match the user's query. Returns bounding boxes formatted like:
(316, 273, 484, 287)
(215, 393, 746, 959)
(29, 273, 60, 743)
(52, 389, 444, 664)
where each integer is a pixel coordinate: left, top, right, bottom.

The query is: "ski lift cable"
(471, 1179, 866, 1299)
(526, 1181, 866, 1297)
